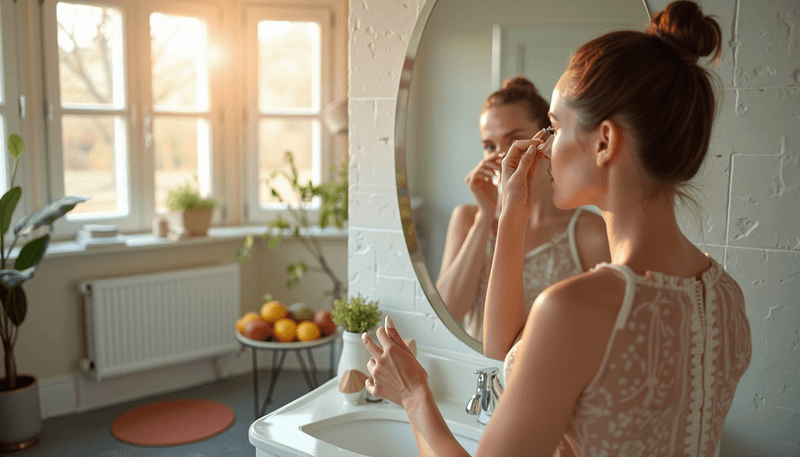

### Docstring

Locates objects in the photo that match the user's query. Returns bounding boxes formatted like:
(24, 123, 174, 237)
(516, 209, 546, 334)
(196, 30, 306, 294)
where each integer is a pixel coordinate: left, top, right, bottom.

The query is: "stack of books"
(77, 224, 128, 250)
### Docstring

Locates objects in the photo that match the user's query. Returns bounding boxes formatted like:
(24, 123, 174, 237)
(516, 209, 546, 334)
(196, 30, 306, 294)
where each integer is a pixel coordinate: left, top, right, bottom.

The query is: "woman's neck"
(600, 193, 703, 277)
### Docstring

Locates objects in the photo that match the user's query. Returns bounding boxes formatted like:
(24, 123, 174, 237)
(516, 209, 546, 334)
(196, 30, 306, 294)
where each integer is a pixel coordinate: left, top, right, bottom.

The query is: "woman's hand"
(465, 151, 503, 217)
(362, 316, 429, 407)
(498, 129, 549, 219)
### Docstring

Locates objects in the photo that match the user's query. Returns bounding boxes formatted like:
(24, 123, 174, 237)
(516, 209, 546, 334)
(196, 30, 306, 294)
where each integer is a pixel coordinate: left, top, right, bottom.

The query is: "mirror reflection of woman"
(435, 77, 610, 348)
(364, 1, 752, 455)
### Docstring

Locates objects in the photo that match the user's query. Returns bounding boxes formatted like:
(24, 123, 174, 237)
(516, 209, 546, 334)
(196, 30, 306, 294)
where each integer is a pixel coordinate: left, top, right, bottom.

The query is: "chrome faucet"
(466, 367, 503, 424)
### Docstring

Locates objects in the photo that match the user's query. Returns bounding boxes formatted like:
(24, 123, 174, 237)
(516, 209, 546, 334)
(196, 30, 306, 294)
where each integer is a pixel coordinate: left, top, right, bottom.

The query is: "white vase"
(337, 331, 371, 378)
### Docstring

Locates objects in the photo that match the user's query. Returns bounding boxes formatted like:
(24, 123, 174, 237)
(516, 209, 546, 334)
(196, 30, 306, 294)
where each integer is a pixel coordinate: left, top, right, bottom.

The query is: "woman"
(363, 2, 752, 456)
(436, 77, 610, 349)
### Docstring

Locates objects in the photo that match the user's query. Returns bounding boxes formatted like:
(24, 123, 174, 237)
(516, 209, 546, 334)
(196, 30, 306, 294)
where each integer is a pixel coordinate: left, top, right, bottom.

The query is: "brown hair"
(483, 76, 550, 129)
(563, 0, 722, 197)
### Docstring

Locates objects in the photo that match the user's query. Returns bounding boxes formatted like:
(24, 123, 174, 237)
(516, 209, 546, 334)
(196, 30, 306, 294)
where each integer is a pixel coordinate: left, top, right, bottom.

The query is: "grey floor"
(2, 369, 331, 457)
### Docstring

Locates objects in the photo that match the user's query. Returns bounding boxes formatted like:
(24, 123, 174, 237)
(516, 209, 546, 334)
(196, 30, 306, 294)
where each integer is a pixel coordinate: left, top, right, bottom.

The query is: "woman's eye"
(483, 145, 496, 152)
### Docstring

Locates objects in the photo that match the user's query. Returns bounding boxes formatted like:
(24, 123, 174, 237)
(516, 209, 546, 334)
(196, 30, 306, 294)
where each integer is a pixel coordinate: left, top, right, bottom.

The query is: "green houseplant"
(166, 182, 217, 237)
(237, 150, 347, 301)
(331, 293, 381, 378)
(1, 134, 88, 451)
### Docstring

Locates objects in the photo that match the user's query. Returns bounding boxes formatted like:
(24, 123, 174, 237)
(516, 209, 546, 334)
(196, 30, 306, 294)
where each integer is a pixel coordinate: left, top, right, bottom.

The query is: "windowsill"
(13, 225, 348, 261)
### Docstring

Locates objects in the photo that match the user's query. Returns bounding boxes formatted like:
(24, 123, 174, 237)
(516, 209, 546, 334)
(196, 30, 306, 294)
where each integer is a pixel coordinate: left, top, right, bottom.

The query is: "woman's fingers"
(362, 331, 382, 358)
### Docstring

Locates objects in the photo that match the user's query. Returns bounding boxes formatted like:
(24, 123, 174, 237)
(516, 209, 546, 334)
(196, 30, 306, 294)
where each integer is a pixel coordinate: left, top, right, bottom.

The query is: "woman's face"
(479, 103, 548, 185)
(545, 76, 601, 209)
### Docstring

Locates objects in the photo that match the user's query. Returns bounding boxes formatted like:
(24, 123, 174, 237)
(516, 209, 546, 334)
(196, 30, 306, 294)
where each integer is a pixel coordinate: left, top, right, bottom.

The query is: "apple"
(314, 310, 336, 336)
(243, 319, 272, 341)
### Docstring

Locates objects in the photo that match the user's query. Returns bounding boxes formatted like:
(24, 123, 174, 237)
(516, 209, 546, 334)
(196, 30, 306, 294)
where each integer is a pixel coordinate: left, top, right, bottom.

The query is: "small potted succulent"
(331, 293, 381, 378)
(166, 182, 217, 237)
(1, 134, 88, 451)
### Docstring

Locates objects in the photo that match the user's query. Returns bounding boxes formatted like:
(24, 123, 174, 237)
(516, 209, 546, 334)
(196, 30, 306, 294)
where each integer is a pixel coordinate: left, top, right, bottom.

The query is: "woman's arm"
(363, 321, 470, 457)
(482, 135, 546, 359)
(436, 205, 493, 322)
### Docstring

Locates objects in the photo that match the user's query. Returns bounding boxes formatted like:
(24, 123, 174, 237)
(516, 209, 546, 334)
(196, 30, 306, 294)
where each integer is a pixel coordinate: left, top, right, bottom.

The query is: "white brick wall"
(349, 0, 800, 455)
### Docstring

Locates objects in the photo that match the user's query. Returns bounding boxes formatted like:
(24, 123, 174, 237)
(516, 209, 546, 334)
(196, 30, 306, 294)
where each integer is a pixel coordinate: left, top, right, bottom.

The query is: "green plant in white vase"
(331, 293, 381, 378)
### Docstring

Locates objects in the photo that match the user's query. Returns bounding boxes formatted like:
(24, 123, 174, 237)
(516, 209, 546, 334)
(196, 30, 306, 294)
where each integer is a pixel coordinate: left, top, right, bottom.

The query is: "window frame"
(242, 5, 334, 224)
(0, 0, 23, 197)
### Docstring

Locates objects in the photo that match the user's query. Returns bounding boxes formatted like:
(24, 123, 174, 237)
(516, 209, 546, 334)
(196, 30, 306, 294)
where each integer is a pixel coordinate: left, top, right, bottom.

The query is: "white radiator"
(78, 263, 241, 381)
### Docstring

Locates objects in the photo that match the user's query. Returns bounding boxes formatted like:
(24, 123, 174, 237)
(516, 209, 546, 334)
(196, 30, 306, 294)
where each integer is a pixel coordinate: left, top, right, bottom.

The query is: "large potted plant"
(237, 150, 347, 301)
(331, 293, 381, 378)
(166, 182, 217, 237)
(0, 134, 88, 451)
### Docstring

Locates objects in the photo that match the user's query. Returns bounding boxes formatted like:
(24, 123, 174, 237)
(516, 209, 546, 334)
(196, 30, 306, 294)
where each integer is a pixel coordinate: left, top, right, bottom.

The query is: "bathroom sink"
(303, 409, 480, 457)
(249, 377, 484, 456)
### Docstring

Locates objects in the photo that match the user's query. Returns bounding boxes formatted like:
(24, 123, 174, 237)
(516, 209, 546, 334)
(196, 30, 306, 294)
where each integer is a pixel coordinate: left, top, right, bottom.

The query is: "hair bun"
(502, 76, 539, 94)
(647, 0, 722, 65)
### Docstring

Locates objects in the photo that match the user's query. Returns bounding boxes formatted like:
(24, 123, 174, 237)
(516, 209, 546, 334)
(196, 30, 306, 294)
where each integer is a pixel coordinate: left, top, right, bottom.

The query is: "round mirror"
(395, 0, 651, 354)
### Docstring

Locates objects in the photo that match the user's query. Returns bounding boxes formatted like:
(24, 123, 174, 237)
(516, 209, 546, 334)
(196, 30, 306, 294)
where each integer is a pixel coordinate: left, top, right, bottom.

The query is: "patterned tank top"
(464, 207, 586, 342)
(502, 255, 752, 456)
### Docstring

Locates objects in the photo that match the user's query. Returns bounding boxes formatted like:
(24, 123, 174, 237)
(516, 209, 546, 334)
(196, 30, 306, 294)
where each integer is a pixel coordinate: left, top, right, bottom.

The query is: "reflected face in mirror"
(435, 80, 611, 344)
(398, 0, 649, 353)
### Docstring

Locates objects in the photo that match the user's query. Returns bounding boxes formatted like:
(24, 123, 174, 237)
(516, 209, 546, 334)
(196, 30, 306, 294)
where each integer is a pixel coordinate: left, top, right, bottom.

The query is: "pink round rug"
(111, 399, 235, 446)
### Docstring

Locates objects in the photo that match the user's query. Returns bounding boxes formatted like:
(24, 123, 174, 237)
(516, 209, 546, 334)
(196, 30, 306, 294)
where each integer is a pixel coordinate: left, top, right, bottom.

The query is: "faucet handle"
(474, 367, 499, 376)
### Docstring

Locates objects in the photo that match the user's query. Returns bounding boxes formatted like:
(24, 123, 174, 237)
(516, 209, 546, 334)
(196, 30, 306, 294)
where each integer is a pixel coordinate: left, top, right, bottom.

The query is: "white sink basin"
(302, 409, 479, 457)
(249, 378, 484, 456)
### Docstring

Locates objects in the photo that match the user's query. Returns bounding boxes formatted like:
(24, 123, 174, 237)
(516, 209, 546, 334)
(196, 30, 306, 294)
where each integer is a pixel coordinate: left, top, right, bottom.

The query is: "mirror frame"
(393, 0, 654, 355)
(394, 0, 483, 353)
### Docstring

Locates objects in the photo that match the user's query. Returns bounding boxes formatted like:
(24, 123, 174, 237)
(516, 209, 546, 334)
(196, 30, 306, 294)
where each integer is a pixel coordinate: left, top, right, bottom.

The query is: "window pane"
(151, 13, 209, 112)
(62, 115, 127, 215)
(258, 20, 319, 111)
(259, 118, 317, 206)
(154, 117, 210, 210)
(0, 117, 7, 193)
(57, 3, 124, 108)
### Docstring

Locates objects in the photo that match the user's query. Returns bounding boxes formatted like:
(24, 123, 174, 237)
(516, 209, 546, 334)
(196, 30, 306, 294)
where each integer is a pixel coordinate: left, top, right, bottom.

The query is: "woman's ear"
(595, 120, 621, 167)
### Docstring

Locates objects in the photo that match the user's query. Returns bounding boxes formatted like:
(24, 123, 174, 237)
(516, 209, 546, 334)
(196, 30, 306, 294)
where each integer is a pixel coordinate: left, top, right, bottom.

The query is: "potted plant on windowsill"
(331, 293, 381, 378)
(166, 182, 217, 238)
(0, 134, 88, 452)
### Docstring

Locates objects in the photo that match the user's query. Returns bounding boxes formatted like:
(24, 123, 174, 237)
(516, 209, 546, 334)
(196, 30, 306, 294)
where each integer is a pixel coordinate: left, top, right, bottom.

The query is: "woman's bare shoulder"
(537, 268, 625, 323)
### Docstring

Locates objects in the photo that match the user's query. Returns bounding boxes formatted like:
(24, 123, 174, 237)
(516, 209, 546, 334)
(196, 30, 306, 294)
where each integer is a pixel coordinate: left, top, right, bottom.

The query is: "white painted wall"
(348, 0, 800, 455)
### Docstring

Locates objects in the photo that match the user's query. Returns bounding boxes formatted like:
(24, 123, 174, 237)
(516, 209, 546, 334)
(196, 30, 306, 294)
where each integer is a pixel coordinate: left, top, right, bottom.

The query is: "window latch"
(18, 95, 25, 118)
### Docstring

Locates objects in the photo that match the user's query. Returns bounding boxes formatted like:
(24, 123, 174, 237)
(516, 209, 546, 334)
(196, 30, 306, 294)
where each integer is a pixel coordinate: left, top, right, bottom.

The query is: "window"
(245, 6, 333, 221)
(43, 0, 219, 232)
(0, 0, 21, 195)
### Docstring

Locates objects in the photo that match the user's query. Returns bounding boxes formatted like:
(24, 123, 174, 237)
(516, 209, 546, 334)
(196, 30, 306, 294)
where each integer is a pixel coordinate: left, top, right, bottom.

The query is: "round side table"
(236, 328, 341, 419)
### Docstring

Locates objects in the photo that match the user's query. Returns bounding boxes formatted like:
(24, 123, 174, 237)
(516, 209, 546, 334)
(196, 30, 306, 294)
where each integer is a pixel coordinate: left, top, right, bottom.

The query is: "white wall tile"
(714, 89, 800, 157)
(350, 185, 401, 230)
(734, 0, 800, 88)
(729, 154, 800, 250)
(722, 247, 800, 456)
(348, 99, 397, 188)
(349, 0, 418, 98)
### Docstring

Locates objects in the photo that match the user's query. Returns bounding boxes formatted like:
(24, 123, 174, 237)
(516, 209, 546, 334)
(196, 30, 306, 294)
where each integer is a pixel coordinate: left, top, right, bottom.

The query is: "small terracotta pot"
(168, 208, 213, 236)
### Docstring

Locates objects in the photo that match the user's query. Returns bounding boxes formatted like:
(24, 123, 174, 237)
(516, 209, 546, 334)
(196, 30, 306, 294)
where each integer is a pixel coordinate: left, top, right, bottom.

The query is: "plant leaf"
(7, 134, 24, 161)
(0, 267, 36, 289)
(14, 195, 90, 236)
(15, 235, 50, 271)
(0, 187, 22, 236)
(0, 286, 27, 326)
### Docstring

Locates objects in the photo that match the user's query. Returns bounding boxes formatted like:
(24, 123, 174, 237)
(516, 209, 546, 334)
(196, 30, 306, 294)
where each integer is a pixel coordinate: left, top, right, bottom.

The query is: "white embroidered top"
(503, 255, 752, 456)
(464, 208, 586, 342)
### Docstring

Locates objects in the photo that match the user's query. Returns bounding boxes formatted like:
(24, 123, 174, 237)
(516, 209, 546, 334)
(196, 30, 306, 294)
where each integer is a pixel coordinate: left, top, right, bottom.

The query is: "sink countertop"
(248, 377, 485, 457)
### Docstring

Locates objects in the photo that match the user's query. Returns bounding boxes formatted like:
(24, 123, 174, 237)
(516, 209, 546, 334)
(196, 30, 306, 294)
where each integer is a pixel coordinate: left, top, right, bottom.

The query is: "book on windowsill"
(76, 230, 128, 249)
(80, 224, 120, 238)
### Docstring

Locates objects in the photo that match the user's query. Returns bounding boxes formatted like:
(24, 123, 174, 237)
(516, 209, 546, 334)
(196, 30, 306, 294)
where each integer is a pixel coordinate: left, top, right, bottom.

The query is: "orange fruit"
(296, 322, 321, 342)
(273, 318, 297, 342)
(261, 301, 286, 323)
(236, 312, 261, 334)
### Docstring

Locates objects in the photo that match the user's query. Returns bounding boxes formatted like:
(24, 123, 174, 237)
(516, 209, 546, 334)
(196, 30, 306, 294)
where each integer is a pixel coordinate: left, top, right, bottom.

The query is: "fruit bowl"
(235, 327, 341, 349)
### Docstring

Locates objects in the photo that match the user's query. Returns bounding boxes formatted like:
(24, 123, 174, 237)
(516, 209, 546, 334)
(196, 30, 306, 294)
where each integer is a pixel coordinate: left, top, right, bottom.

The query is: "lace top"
(464, 207, 586, 342)
(502, 255, 752, 456)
